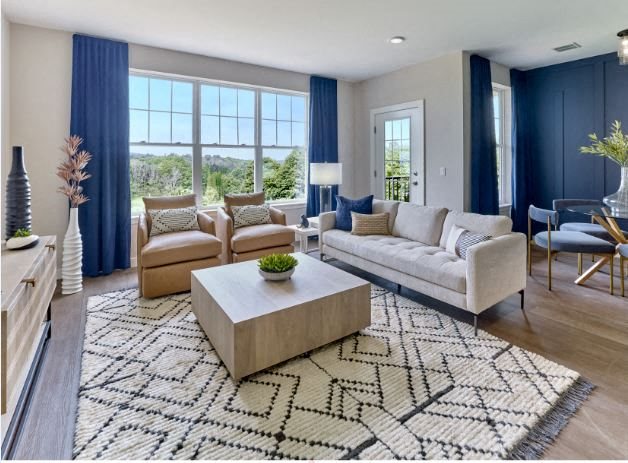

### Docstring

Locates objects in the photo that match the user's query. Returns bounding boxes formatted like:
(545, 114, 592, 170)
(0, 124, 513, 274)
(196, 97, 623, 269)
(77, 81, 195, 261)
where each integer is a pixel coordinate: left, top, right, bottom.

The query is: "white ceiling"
(3, 0, 627, 81)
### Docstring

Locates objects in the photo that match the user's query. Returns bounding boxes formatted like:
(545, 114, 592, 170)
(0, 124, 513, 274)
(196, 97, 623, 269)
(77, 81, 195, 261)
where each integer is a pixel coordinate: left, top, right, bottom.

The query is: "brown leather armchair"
(137, 194, 222, 298)
(215, 192, 295, 264)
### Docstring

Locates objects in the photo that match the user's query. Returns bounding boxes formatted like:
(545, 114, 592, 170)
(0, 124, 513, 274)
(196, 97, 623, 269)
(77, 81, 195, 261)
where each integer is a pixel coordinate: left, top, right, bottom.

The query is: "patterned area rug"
(73, 286, 592, 460)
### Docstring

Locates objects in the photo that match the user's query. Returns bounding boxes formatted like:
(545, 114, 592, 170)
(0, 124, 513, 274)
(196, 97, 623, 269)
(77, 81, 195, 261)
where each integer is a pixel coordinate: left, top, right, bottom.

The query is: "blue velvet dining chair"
(528, 205, 616, 292)
(553, 198, 628, 274)
(620, 244, 628, 297)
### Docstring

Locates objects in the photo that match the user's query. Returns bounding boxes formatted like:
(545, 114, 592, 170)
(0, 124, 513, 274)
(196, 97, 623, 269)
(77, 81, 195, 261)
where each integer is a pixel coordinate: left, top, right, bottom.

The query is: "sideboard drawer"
(1, 236, 56, 420)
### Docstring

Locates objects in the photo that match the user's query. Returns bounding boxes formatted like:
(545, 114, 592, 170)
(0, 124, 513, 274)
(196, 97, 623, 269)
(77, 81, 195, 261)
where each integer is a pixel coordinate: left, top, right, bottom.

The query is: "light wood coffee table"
(191, 253, 370, 380)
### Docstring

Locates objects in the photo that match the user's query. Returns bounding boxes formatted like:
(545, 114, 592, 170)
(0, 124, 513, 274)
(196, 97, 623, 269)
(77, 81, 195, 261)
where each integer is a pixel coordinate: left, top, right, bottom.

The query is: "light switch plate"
(440, 167, 446, 176)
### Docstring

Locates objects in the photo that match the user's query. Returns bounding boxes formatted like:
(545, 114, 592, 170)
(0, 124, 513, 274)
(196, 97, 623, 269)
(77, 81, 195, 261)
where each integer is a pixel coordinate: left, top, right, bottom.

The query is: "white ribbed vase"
(62, 207, 83, 295)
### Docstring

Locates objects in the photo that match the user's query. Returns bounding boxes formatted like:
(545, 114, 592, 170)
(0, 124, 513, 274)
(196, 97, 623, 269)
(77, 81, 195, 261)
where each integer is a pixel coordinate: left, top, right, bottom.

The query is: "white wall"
(4, 22, 356, 268)
(354, 52, 467, 211)
(9, 24, 72, 269)
(1, 13, 11, 231)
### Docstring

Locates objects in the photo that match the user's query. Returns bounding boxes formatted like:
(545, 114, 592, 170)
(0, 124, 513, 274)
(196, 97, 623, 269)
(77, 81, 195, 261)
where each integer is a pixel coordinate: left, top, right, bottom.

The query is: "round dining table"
(566, 205, 627, 288)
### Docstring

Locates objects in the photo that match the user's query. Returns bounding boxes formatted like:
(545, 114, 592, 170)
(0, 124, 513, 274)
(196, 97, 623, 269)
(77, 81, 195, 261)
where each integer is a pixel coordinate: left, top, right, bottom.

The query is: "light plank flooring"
(10, 249, 628, 460)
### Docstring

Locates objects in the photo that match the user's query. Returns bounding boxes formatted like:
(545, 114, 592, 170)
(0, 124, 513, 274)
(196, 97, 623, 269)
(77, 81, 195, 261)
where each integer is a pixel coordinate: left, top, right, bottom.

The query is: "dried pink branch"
(57, 135, 92, 208)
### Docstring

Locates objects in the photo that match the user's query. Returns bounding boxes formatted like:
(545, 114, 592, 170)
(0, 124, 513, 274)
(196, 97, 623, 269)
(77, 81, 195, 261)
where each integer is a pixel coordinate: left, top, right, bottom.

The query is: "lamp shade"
(310, 162, 342, 185)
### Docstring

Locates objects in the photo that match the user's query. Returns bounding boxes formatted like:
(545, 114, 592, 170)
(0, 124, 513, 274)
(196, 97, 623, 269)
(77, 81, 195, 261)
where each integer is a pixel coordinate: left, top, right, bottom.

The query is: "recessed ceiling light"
(389, 36, 405, 44)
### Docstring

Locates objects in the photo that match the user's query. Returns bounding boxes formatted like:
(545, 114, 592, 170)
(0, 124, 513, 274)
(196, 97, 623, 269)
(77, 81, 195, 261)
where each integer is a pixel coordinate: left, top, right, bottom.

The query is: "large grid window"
(129, 72, 308, 216)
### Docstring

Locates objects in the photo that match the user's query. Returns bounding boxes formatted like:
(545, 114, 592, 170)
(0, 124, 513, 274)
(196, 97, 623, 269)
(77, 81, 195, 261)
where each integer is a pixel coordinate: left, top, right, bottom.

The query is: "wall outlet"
(440, 167, 446, 176)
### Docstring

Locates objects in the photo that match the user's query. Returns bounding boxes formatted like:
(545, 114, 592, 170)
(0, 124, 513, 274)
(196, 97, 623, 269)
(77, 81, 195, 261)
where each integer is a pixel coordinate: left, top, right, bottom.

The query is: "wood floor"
(10, 248, 628, 460)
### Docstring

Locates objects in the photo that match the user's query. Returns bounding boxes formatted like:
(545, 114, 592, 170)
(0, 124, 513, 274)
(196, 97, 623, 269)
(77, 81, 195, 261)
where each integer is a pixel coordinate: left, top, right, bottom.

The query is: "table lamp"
(310, 162, 342, 213)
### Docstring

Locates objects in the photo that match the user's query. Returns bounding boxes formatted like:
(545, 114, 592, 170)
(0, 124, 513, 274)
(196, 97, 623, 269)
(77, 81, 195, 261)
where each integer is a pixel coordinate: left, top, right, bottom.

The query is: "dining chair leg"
(609, 254, 614, 295)
(621, 256, 625, 297)
(547, 249, 552, 291)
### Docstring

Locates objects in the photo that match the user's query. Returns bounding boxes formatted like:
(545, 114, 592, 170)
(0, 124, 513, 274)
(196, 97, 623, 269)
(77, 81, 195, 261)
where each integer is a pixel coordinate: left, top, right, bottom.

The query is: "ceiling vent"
(553, 42, 582, 52)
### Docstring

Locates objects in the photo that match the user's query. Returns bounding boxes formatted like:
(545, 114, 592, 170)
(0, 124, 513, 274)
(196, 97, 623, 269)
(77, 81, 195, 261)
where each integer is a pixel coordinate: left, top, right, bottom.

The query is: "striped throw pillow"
(232, 204, 273, 229)
(351, 212, 390, 236)
(445, 224, 491, 259)
(148, 206, 200, 237)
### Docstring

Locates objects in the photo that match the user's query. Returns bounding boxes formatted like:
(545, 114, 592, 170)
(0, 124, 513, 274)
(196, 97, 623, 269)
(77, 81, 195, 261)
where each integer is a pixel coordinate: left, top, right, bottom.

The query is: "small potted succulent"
(258, 253, 299, 281)
(6, 228, 39, 250)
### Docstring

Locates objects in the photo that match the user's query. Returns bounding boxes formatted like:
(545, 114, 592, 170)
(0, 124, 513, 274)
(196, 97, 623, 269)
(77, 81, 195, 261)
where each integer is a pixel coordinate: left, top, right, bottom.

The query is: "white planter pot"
(258, 267, 295, 281)
(62, 207, 83, 295)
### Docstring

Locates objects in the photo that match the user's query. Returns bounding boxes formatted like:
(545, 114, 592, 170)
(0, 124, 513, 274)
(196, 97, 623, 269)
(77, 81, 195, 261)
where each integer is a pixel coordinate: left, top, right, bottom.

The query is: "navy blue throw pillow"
(335, 195, 374, 231)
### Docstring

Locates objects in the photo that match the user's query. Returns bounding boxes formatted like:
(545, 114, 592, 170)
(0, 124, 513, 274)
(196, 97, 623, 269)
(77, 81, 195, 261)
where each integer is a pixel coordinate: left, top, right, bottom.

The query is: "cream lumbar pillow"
(231, 204, 273, 229)
(148, 206, 200, 237)
(351, 212, 390, 236)
(445, 224, 491, 260)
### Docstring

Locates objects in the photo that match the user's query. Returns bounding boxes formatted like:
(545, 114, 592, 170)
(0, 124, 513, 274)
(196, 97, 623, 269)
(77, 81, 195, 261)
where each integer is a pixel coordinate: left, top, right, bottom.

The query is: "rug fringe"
(508, 376, 595, 460)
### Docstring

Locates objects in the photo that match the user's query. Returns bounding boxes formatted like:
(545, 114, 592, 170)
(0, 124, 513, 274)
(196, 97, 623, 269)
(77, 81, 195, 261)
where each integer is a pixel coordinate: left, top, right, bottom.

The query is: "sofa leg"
(519, 289, 525, 310)
(320, 252, 325, 261)
(397, 283, 402, 294)
(473, 315, 478, 336)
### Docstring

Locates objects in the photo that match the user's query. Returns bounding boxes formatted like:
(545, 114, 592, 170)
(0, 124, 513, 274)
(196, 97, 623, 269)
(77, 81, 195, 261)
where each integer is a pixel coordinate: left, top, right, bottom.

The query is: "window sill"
(130, 200, 306, 221)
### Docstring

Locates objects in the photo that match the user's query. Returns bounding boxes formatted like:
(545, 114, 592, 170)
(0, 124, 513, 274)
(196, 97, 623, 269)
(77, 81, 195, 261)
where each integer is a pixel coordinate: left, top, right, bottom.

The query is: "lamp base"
(319, 185, 332, 213)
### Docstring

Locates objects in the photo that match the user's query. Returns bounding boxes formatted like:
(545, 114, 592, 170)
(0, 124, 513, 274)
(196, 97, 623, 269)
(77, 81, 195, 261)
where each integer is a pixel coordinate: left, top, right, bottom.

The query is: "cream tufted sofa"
(319, 200, 527, 329)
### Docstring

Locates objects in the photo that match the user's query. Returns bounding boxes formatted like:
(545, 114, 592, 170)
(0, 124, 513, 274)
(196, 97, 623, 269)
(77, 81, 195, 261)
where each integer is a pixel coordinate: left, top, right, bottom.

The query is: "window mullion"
(254, 90, 263, 192)
(192, 81, 202, 205)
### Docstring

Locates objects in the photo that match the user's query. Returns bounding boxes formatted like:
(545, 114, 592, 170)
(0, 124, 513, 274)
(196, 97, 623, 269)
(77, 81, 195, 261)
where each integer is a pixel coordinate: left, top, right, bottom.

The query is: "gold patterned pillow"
(351, 212, 390, 236)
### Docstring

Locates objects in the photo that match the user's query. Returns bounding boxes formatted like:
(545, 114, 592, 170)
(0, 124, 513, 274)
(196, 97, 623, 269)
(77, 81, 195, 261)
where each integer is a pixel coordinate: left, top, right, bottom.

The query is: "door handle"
(412, 181, 418, 186)
(413, 171, 418, 176)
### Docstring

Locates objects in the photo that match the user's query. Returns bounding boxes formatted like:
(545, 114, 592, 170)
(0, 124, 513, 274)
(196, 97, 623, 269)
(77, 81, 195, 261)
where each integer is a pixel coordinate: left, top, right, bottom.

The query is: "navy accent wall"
(523, 53, 628, 211)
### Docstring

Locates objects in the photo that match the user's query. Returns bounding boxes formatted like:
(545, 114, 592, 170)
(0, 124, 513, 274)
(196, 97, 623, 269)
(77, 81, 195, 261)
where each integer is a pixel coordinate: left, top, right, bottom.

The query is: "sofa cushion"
(392, 203, 448, 246)
(335, 195, 374, 231)
(323, 229, 466, 293)
(373, 199, 400, 233)
(141, 230, 221, 268)
(439, 211, 512, 248)
(231, 223, 295, 253)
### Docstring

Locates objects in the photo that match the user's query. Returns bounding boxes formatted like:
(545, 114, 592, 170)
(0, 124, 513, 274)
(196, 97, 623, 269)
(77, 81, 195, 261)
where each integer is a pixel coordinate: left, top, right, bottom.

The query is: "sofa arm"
(466, 232, 527, 314)
(197, 211, 216, 235)
(269, 206, 287, 225)
(137, 213, 149, 296)
(318, 211, 336, 244)
(216, 207, 234, 264)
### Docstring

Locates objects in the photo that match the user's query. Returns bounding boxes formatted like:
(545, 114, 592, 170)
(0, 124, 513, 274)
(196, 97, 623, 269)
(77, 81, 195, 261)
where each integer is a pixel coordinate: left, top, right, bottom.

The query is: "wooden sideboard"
(1, 236, 56, 455)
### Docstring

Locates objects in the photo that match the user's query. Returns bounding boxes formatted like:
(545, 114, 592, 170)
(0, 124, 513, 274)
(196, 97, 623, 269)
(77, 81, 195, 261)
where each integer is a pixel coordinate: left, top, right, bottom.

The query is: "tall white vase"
(62, 207, 83, 295)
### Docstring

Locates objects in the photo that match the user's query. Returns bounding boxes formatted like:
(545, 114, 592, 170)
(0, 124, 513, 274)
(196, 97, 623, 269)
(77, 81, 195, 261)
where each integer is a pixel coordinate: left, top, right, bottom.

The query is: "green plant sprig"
(580, 120, 628, 167)
(258, 253, 298, 273)
(13, 228, 32, 238)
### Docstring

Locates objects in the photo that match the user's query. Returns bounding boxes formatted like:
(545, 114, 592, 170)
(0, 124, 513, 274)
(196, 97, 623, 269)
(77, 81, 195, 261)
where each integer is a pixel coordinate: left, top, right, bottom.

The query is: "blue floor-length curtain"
(306, 76, 339, 217)
(470, 55, 499, 215)
(71, 34, 131, 276)
(510, 69, 531, 233)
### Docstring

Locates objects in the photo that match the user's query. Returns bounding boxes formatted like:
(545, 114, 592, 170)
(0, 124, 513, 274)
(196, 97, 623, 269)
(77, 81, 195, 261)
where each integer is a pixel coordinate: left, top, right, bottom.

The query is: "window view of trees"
(384, 118, 410, 202)
(130, 148, 305, 215)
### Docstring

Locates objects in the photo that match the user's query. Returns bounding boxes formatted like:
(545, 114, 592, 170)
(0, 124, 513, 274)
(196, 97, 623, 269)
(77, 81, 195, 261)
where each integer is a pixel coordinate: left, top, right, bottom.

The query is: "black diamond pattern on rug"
(73, 286, 589, 460)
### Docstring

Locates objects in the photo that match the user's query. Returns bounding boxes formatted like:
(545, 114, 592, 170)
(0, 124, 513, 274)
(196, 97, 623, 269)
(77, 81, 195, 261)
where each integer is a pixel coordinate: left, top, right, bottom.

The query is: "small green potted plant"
(6, 228, 39, 250)
(258, 253, 299, 281)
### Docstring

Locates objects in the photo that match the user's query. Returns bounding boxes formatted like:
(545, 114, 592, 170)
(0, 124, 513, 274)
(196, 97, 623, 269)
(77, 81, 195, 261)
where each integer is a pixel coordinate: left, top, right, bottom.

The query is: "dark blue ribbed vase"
(5, 146, 32, 240)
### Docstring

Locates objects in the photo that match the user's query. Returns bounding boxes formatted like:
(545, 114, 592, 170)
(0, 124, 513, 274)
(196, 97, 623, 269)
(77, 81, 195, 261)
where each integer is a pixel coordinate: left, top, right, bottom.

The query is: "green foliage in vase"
(580, 120, 628, 167)
(257, 253, 299, 273)
(13, 228, 32, 238)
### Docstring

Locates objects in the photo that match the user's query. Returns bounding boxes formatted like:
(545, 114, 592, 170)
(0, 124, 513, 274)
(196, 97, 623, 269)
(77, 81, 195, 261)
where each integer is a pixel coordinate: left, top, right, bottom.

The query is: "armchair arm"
(137, 213, 149, 296)
(269, 206, 287, 225)
(216, 207, 234, 264)
(197, 211, 216, 235)
(466, 233, 527, 314)
(318, 211, 336, 245)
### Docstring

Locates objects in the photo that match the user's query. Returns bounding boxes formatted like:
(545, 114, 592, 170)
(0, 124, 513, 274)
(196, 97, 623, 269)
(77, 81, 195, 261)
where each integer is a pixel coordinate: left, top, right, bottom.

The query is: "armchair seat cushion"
(141, 230, 222, 268)
(231, 224, 295, 253)
(534, 231, 615, 254)
(559, 222, 626, 240)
